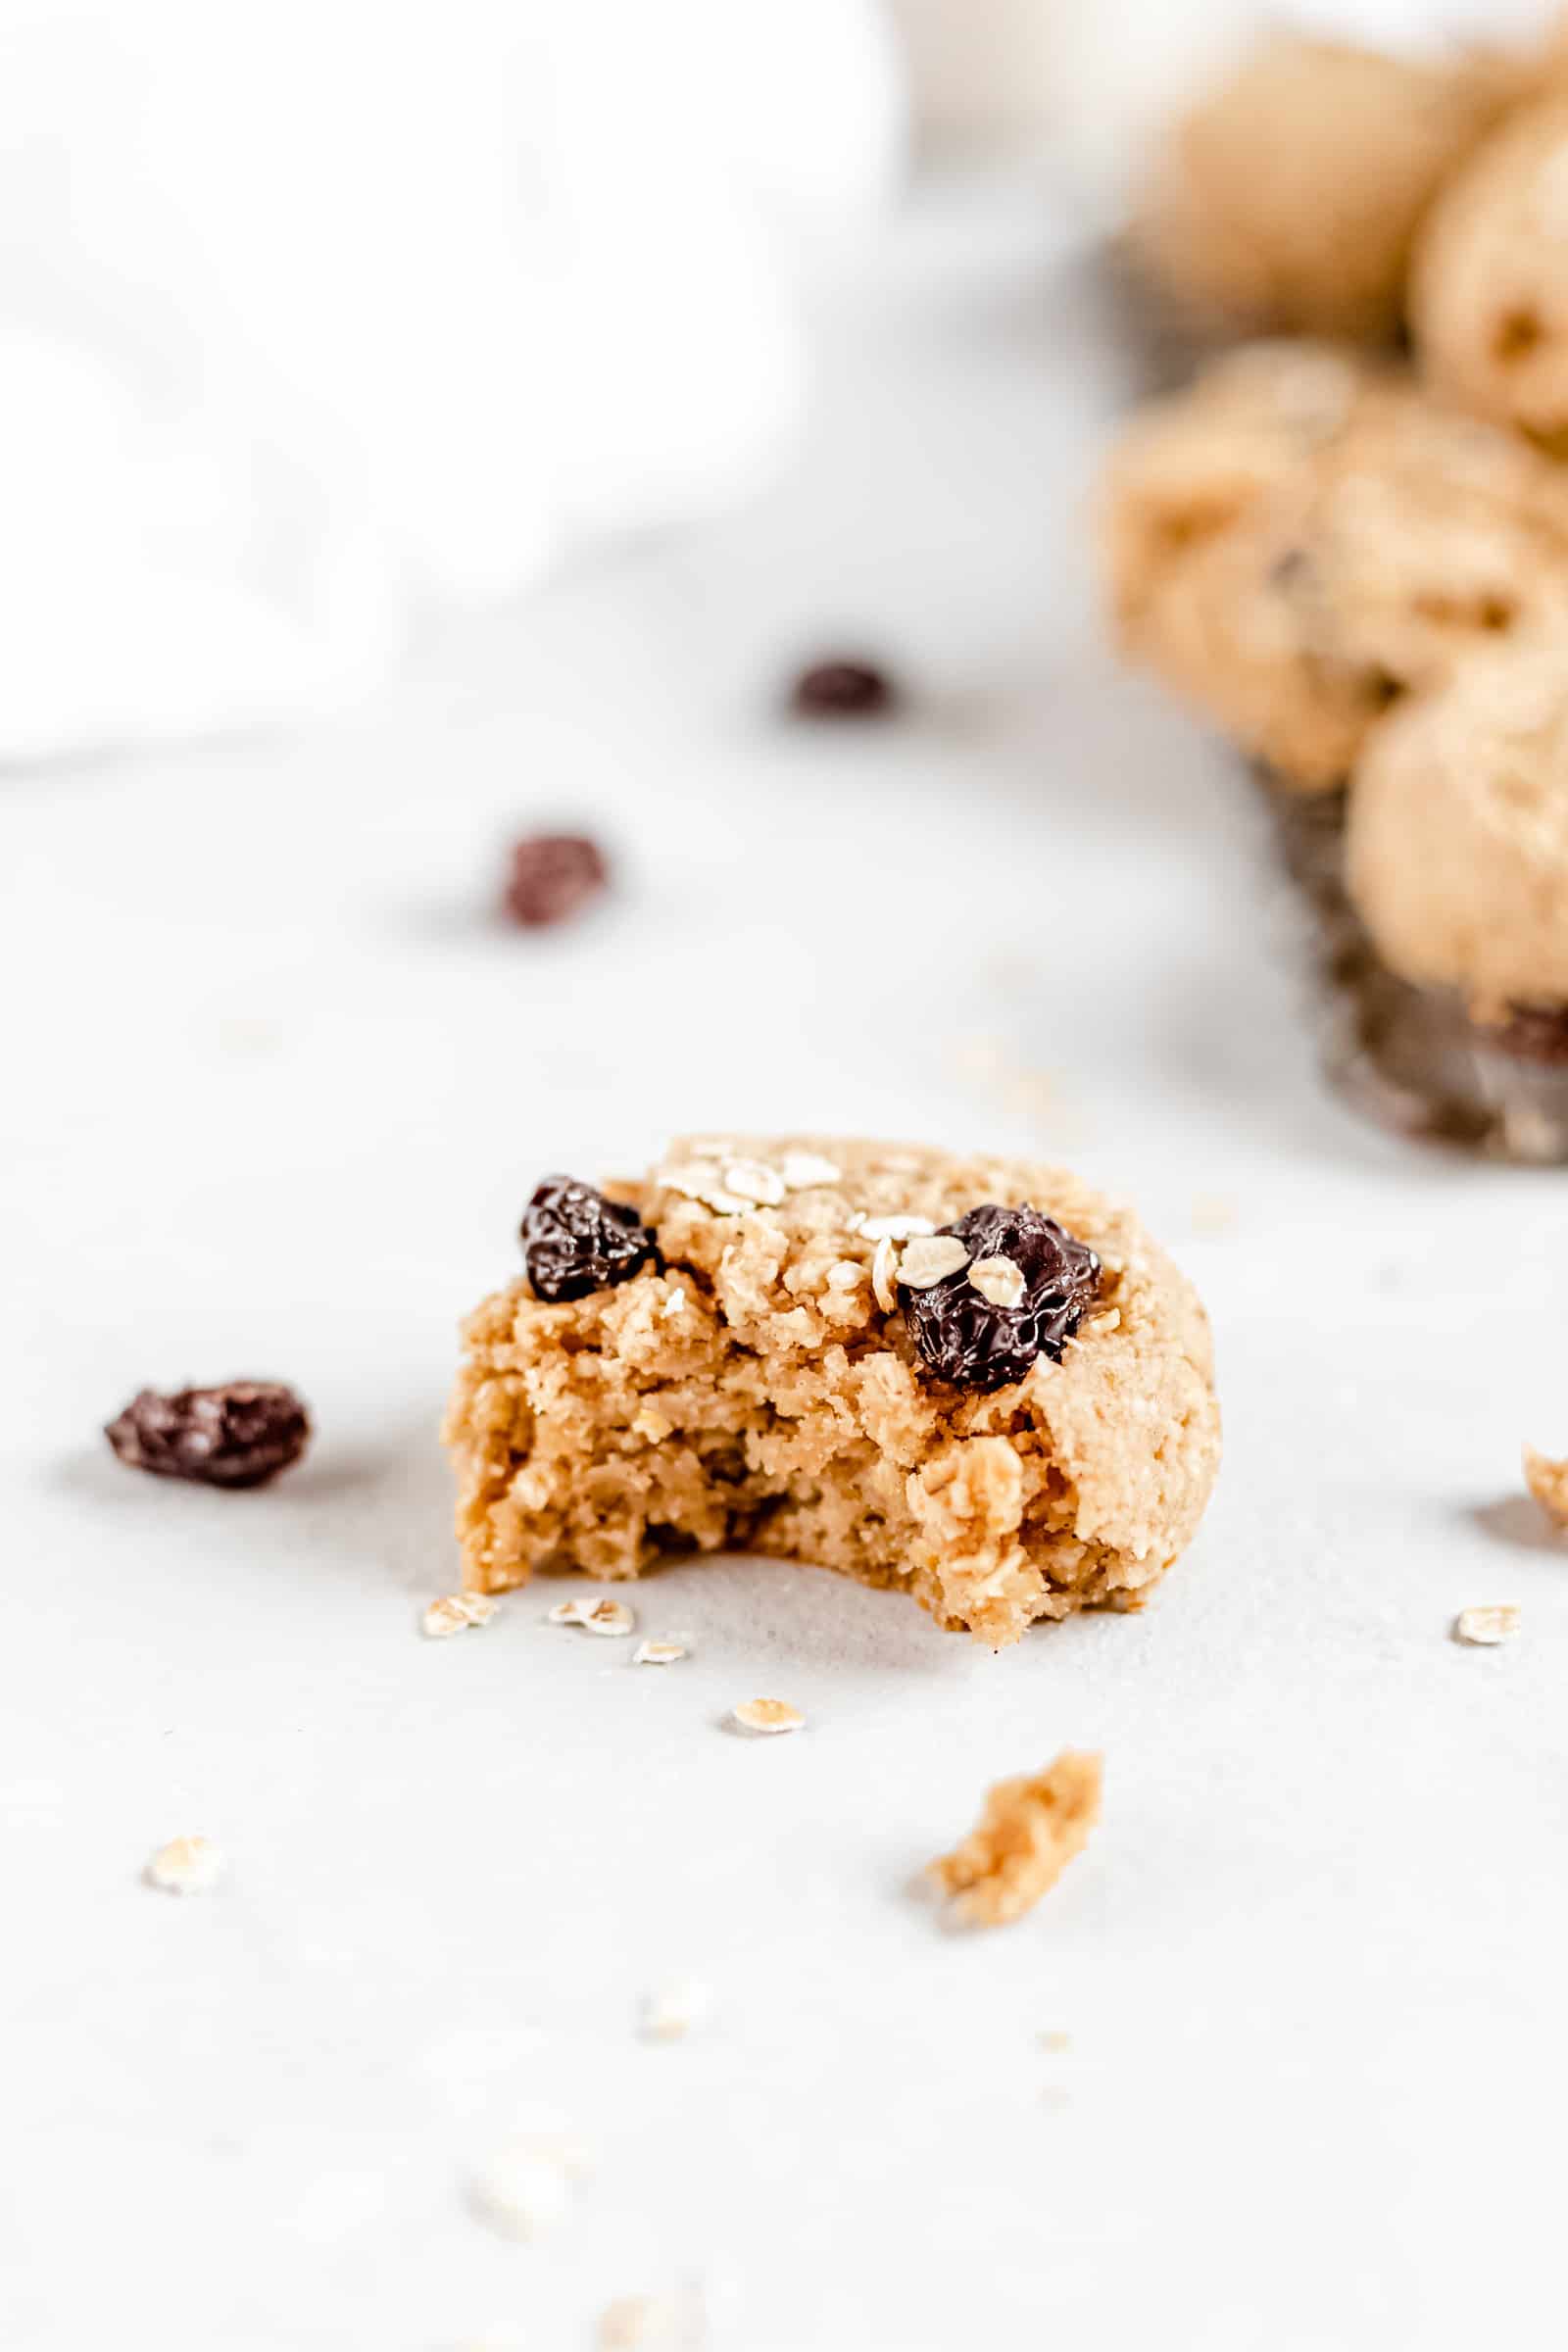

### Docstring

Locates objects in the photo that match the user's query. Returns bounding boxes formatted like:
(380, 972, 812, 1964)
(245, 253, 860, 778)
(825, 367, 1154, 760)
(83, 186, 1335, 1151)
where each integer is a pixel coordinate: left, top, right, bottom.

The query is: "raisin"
(503, 834, 608, 927)
(104, 1382, 312, 1489)
(789, 659, 896, 719)
(521, 1175, 658, 1301)
(1477, 1003, 1568, 1064)
(902, 1204, 1102, 1393)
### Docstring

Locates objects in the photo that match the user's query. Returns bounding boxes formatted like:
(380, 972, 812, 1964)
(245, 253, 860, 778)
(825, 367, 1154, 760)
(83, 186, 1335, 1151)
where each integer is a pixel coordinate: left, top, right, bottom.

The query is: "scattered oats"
(1190, 1193, 1238, 1236)
(1523, 1445, 1568, 1528)
(1039, 2030, 1072, 2054)
(730, 1697, 804, 1737)
(967, 1254, 1026, 1310)
(720, 1157, 785, 1207)
(639, 1976, 711, 2041)
(871, 1234, 901, 1315)
(824, 1258, 865, 1292)
(659, 1164, 749, 1215)
(547, 1595, 637, 1638)
(632, 1406, 673, 1443)
(598, 2291, 700, 2350)
(422, 1592, 498, 1640)
(1080, 1309, 1121, 1338)
(897, 1234, 968, 1290)
(144, 1835, 224, 1895)
(780, 1151, 841, 1189)
(1453, 1605, 1521, 1647)
(860, 1213, 937, 1242)
(468, 2121, 592, 2242)
(632, 1638, 688, 1666)
(661, 1286, 688, 1319)
(842, 1208, 866, 1234)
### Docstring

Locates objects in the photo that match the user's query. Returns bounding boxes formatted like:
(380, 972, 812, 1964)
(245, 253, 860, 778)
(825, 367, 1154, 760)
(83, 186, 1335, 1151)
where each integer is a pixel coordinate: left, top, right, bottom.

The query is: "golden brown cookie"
(1126, 34, 1532, 344)
(1101, 348, 1568, 788)
(444, 1140, 1221, 1649)
(1412, 96, 1568, 452)
(1345, 646, 1568, 1022)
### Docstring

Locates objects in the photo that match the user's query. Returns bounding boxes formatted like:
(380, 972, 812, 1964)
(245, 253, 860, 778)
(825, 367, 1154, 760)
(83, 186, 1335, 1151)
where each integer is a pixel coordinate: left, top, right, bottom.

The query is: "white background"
(6, 182, 1566, 2351)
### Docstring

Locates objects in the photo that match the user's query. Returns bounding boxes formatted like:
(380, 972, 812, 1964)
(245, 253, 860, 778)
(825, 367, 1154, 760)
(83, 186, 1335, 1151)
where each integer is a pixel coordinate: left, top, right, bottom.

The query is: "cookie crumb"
(631, 1638, 687, 1667)
(1452, 1605, 1521, 1646)
(1038, 2030, 1072, 2054)
(422, 1592, 498, 1640)
(929, 1750, 1102, 1927)
(547, 1596, 636, 1638)
(789, 658, 895, 719)
(1523, 1445, 1568, 1528)
(729, 1698, 803, 1737)
(144, 1835, 224, 1895)
(503, 833, 608, 928)
(639, 1976, 711, 2042)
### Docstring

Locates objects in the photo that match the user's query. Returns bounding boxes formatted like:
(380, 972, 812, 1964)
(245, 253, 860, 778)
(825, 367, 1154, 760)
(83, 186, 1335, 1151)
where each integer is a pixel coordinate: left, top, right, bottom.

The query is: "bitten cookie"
(1346, 647, 1568, 1029)
(1126, 34, 1532, 344)
(1101, 347, 1568, 788)
(1412, 98, 1568, 452)
(444, 1140, 1221, 1648)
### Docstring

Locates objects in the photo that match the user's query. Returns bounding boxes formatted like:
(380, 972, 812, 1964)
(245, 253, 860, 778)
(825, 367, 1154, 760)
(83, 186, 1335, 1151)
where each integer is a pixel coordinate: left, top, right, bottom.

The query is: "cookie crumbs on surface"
(929, 1750, 1102, 1928)
(547, 1595, 636, 1638)
(729, 1698, 804, 1737)
(631, 1638, 687, 1667)
(144, 1835, 224, 1895)
(421, 1592, 498, 1640)
(1039, 2030, 1073, 2054)
(639, 1976, 711, 2042)
(1452, 1605, 1521, 1646)
(1523, 1445, 1568, 1528)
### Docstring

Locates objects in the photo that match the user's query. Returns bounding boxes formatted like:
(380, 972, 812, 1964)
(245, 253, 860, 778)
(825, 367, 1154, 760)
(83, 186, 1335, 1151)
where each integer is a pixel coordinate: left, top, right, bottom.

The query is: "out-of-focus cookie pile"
(1102, 28, 1568, 1159)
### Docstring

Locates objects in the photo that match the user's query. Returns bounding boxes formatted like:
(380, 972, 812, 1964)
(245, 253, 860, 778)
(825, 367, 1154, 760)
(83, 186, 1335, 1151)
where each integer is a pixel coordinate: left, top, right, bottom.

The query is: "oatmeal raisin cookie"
(444, 1139, 1220, 1648)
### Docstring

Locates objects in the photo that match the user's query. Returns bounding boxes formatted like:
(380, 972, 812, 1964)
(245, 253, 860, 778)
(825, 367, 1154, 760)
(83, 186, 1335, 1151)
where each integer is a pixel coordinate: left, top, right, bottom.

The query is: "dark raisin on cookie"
(503, 834, 609, 928)
(789, 659, 896, 719)
(903, 1204, 1102, 1393)
(521, 1175, 658, 1301)
(1476, 1004, 1568, 1064)
(104, 1382, 312, 1489)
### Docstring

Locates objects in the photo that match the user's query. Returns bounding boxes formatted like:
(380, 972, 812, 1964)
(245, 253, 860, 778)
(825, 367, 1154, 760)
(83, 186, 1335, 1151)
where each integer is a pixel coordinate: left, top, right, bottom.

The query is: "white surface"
(0, 0, 899, 760)
(6, 181, 1568, 2352)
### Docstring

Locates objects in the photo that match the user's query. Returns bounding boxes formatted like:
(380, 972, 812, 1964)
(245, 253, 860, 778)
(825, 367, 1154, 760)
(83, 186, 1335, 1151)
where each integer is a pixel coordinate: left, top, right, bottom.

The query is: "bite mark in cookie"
(443, 1138, 1221, 1648)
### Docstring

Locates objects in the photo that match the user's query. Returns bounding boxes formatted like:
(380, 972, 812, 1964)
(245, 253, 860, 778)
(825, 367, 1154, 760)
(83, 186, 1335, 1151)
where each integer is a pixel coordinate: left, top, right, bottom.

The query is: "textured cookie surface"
(1102, 346, 1568, 787)
(1128, 34, 1530, 344)
(444, 1139, 1221, 1648)
(1346, 648, 1568, 1018)
(1413, 98, 1568, 451)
